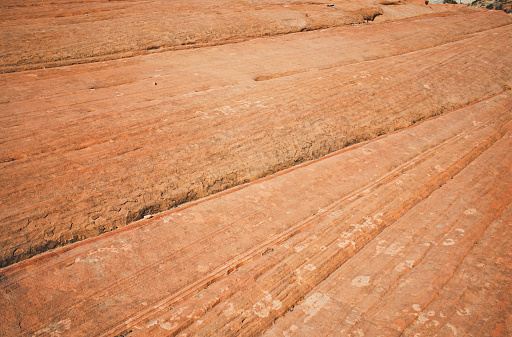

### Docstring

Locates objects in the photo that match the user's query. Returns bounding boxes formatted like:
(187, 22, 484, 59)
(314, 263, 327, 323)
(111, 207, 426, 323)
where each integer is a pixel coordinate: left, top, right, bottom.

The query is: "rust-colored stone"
(1, 6, 512, 267)
(0, 2, 511, 336)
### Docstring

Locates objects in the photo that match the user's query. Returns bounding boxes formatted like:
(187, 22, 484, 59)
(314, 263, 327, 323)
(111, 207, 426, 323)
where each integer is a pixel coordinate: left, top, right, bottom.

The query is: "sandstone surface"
(0, 1, 511, 336)
(1, 89, 511, 336)
(2, 4, 512, 267)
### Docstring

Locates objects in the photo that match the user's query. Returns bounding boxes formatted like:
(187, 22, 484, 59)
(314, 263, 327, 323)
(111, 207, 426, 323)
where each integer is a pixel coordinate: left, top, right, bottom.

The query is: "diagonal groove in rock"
(99, 120, 473, 336)
(112, 95, 512, 336)
(3, 20, 512, 267)
(2, 91, 510, 336)
(7, 91, 496, 337)
(264, 127, 512, 337)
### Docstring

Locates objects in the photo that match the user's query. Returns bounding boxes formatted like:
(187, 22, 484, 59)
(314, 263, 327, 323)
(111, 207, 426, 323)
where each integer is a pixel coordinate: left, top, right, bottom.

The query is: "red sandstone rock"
(0, 2, 511, 336)
(1, 7, 512, 267)
(1, 90, 511, 336)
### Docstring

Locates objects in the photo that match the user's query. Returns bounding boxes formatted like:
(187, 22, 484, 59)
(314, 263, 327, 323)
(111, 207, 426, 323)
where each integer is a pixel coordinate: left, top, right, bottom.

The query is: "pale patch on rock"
(375, 241, 403, 256)
(272, 300, 283, 310)
(224, 303, 240, 318)
(412, 304, 422, 312)
(443, 239, 455, 246)
(417, 312, 429, 324)
(384, 243, 404, 256)
(351, 214, 382, 232)
(33, 319, 72, 336)
(464, 208, 477, 215)
(353, 328, 365, 337)
(283, 325, 299, 337)
(295, 245, 307, 252)
(351, 276, 370, 287)
(456, 307, 471, 316)
(304, 264, 317, 271)
(303, 292, 331, 323)
(395, 260, 415, 272)
(147, 320, 158, 327)
(160, 321, 179, 331)
(75, 243, 132, 263)
(252, 292, 282, 318)
(338, 240, 356, 249)
(446, 323, 458, 335)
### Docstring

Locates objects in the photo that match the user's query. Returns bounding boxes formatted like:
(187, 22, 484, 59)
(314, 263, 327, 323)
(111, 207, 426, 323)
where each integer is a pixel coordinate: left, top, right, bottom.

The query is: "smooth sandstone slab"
(1, 90, 510, 336)
(1, 11, 512, 267)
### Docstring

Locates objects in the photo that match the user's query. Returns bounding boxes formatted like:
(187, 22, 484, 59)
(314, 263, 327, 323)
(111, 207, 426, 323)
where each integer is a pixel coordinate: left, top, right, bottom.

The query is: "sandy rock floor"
(0, 1, 511, 336)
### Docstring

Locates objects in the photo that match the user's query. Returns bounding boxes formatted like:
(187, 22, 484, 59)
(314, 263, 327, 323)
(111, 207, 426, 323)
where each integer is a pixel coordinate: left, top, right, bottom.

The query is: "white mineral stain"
(443, 239, 455, 246)
(464, 208, 477, 215)
(304, 264, 317, 271)
(160, 321, 178, 331)
(362, 148, 373, 155)
(224, 303, 238, 317)
(147, 320, 158, 328)
(33, 319, 72, 336)
(384, 243, 405, 256)
(353, 328, 365, 337)
(417, 312, 429, 324)
(295, 245, 307, 252)
(338, 240, 356, 249)
(395, 260, 415, 272)
(395, 262, 407, 272)
(412, 304, 422, 312)
(351, 276, 370, 287)
(446, 323, 458, 335)
(456, 307, 471, 316)
(252, 292, 281, 318)
(272, 300, 282, 310)
(303, 292, 331, 323)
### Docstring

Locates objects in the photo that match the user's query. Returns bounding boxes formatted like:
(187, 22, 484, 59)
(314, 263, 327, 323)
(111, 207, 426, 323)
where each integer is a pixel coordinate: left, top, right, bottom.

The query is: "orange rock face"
(0, 1, 511, 336)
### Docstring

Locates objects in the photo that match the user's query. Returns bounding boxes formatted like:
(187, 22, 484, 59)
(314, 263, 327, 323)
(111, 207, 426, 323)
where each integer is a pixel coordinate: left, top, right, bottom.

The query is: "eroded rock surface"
(1, 5, 512, 267)
(1, 89, 511, 336)
(0, 2, 512, 336)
